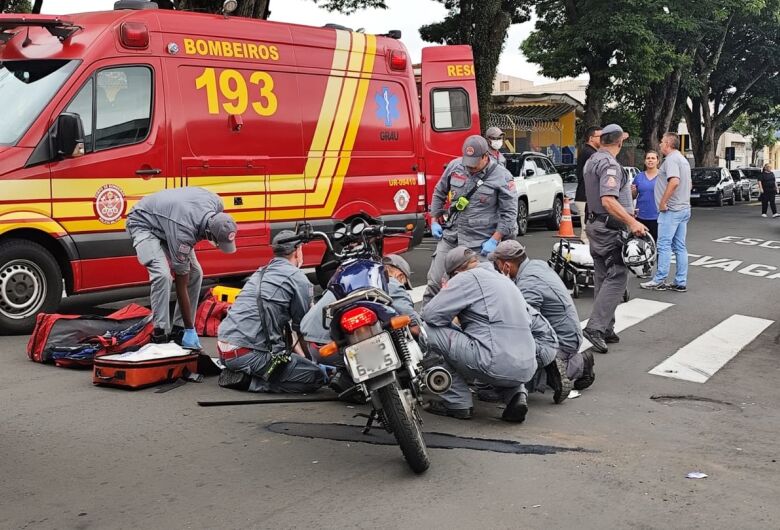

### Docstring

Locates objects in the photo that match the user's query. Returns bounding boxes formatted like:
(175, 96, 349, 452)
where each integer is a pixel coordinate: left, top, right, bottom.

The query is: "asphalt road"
(2, 200, 779, 529)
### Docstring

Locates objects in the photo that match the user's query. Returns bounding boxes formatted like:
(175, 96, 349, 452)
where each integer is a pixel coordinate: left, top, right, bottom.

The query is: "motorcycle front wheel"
(377, 382, 430, 474)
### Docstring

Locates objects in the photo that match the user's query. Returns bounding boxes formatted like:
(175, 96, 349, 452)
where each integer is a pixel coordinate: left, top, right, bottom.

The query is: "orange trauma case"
(93, 343, 198, 389)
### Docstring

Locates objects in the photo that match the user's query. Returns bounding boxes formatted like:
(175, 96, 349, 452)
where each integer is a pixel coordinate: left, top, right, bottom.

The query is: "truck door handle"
(136, 168, 162, 176)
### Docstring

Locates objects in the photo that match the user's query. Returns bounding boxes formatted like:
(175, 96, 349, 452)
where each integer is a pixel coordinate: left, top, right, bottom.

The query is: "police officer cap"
(207, 213, 238, 254)
(272, 230, 302, 256)
(488, 240, 527, 262)
(445, 246, 477, 276)
(485, 126, 504, 139)
(382, 254, 412, 289)
(462, 135, 489, 166)
(601, 123, 629, 140)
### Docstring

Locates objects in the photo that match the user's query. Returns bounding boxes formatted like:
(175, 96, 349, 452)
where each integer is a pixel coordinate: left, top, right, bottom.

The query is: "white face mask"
(490, 140, 503, 150)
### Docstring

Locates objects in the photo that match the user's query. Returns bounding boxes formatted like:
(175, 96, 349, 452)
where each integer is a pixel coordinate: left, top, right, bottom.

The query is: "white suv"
(505, 152, 565, 235)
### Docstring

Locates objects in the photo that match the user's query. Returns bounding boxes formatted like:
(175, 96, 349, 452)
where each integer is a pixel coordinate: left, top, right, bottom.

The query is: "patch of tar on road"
(650, 394, 743, 413)
(266, 422, 596, 455)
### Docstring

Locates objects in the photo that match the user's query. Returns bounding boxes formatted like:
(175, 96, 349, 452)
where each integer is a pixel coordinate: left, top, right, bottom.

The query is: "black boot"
(170, 325, 185, 346)
(218, 369, 251, 390)
(545, 358, 573, 404)
(502, 385, 529, 423)
(151, 328, 169, 344)
(583, 327, 608, 354)
(604, 329, 620, 344)
(574, 350, 596, 390)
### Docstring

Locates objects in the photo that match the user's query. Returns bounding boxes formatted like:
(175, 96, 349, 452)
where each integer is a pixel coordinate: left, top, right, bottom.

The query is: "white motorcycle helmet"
(621, 231, 657, 278)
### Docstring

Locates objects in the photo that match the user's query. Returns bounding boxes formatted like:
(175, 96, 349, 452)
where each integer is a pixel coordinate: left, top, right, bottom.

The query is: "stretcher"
(548, 238, 630, 302)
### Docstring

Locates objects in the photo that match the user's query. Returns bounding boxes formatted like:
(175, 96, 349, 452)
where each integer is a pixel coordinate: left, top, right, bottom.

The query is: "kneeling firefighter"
(216, 231, 326, 393)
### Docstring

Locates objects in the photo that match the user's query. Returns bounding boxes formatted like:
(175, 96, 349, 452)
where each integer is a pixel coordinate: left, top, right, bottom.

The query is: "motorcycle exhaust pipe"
(423, 367, 452, 394)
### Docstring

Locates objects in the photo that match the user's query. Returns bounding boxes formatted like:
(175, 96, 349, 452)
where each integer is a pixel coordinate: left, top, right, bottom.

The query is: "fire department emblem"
(94, 184, 125, 225)
(393, 189, 410, 211)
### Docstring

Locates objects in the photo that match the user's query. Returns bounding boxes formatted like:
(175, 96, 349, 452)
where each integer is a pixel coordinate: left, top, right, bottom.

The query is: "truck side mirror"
(53, 113, 86, 159)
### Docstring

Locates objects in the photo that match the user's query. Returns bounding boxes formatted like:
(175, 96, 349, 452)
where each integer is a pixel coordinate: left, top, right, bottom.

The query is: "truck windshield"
(0, 59, 79, 146)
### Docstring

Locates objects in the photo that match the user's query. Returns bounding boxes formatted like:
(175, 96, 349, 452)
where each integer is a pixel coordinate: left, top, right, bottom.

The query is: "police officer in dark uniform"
(582, 124, 646, 353)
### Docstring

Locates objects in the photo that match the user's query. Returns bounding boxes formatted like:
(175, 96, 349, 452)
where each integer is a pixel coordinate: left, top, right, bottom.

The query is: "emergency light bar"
(0, 17, 81, 43)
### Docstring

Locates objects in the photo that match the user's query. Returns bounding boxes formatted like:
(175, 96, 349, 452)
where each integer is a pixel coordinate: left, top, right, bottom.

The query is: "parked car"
(690, 167, 736, 206)
(737, 167, 762, 198)
(505, 153, 565, 235)
(729, 169, 752, 201)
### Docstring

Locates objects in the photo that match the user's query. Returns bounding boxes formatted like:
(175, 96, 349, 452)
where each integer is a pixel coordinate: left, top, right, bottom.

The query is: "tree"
(419, 0, 531, 122)
(521, 0, 671, 131)
(682, 0, 780, 166)
(1, 0, 31, 13)
(733, 109, 780, 166)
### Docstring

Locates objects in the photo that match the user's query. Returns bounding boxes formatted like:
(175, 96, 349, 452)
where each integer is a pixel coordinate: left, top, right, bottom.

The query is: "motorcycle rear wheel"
(377, 382, 430, 474)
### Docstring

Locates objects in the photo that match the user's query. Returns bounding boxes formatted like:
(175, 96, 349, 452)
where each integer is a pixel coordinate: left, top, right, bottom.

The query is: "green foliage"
(733, 109, 780, 164)
(1, 0, 32, 13)
(419, 0, 531, 122)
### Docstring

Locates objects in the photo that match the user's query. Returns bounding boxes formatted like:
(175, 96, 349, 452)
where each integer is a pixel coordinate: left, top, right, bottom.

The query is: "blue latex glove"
(318, 364, 336, 384)
(431, 222, 443, 240)
(481, 237, 498, 256)
(181, 328, 202, 350)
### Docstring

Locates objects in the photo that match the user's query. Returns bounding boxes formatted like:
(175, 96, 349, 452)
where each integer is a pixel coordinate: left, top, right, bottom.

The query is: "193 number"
(194, 67, 278, 117)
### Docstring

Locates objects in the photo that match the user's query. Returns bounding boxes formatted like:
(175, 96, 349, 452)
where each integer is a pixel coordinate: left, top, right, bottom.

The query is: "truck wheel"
(0, 239, 63, 334)
(516, 199, 528, 236)
(377, 383, 430, 474)
(546, 196, 563, 230)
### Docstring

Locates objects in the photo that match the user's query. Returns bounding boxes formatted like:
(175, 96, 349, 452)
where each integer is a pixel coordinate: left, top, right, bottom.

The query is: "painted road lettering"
(712, 235, 780, 249)
(686, 253, 780, 279)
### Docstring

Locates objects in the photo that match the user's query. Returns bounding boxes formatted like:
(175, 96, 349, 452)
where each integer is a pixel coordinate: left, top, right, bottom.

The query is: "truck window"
(431, 88, 470, 131)
(94, 66, 152, 151)
(65, 78, 94, 152)
(0, 59, 79, 146)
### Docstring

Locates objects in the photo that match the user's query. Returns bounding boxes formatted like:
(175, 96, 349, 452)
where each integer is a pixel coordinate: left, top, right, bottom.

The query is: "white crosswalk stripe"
(648, 314, 774, 383)
(579, 298, 674, 352)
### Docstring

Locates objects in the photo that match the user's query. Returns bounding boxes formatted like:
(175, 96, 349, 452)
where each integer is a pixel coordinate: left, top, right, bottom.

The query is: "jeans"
(653, 208, 691, 286)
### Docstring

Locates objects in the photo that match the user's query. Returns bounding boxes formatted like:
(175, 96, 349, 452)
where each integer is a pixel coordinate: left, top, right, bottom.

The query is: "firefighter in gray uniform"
(485, 126, 507, 167)
(422, 246, 537, 423)
(489, 239, 593, 396)
(424, 135, 517, 305)
(582, 124, 647, 353)
(125, 187, 238, 349)
(216, 231, 325, 393)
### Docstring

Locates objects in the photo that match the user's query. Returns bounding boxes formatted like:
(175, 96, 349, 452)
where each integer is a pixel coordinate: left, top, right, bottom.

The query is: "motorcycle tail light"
(340, 307, 378, 332)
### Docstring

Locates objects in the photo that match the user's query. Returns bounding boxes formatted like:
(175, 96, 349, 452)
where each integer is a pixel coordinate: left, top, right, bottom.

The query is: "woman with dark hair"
(632, 150, 660, 240)
(759, 163, 778, 217)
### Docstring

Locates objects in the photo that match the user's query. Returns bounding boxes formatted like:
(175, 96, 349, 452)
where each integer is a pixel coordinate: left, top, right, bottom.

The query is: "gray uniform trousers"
(425, 324, 532, 410)
(224, 350, 324, 393)
(585, 220, 627, 333)
(132, 231, 202, 332)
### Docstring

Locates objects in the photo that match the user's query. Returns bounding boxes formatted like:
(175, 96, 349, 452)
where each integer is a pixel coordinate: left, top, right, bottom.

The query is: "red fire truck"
(0, 1, 479, 333)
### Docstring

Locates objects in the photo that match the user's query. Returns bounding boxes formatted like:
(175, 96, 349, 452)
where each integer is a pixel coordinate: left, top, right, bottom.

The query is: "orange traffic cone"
(557, 197, 577, 238)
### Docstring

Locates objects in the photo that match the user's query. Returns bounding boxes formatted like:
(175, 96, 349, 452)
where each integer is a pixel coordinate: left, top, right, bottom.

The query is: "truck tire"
(516, 199, 529, 236)
(0, 239, 63, 334)
(377, 382, 430, 474)
(546, 196, 563, 230)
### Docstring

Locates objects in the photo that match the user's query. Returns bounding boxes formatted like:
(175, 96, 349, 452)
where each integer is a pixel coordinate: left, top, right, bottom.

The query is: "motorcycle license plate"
(345, 332, 401, 383)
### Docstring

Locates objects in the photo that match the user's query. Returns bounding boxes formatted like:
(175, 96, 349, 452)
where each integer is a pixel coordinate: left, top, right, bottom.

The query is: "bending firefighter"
(216, 231, 326, 393)
(125, 187, 238, 350)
